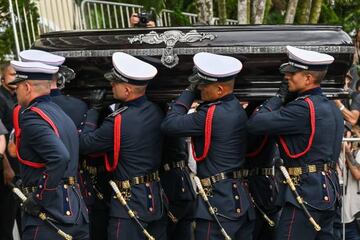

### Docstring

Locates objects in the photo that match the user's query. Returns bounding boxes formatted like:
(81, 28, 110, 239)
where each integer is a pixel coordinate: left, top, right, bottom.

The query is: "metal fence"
(7, 0, 239, 58)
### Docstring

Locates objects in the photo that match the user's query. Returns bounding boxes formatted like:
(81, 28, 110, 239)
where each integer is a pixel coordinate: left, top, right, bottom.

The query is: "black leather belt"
(248, 167, 275, 176)
(286, 162, 336, 177)
(82, 161, 105, 176)
(22, 186, 37, 195)
(200, 170, 247, 187)
(114, 171, 160, 190)
(22, 176, 77, 194)
(163, 160, 187, 171)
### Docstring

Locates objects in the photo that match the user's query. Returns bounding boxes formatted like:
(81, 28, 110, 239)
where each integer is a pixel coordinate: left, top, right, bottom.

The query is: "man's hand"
(89, 89, 106, 111)
(146, 21, 156, 27)
(23, 195, 41, 217)
(3, 162, 15, 185)
(276, 81, 296, 104)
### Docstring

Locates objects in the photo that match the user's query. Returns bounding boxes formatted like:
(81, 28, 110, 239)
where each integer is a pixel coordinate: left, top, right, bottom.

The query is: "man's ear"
(125, 85, 131, 96)
(217, 84, 224, 95)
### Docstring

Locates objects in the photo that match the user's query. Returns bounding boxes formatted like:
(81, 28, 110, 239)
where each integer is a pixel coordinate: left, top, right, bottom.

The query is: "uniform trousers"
(253, 208, 280, 240)
(22, 220, 89, 240)
(108, 217, 167, 240)
(195, 215, 255, 240)
(275, 203, 336, 240)
(166, 200, 195, 240)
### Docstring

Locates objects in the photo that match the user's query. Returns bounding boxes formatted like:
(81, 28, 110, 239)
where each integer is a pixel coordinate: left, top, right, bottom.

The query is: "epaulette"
(206, 101, 222, 106)
(294, 95, 311, 101)
(107, 106, 128, 118)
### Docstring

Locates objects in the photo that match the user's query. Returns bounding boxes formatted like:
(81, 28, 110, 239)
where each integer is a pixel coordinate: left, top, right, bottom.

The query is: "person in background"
(339, 128, 360, 240)
(130, 12, 156, 27)
(0, 63, 18, 240)
(335, 72, 360, 126)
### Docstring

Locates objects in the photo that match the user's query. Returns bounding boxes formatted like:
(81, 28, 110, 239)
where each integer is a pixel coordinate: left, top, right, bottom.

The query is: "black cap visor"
(279, 63, 303, 74)
(104, 68, 149, 86)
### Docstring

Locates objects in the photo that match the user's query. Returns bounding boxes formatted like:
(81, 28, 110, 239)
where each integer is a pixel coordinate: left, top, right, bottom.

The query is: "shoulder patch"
(107, 106, 128, 118)
(206, 101, 222, 106)
(294, 95, 311, 101)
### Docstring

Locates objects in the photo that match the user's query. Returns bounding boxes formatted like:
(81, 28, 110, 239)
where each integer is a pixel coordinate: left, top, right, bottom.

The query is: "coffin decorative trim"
(128, 30, 216, 68)
(53, 45, 354, 59)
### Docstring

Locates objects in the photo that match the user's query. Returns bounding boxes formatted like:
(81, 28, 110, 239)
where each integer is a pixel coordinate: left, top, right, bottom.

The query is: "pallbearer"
(11, 60, 89, 240)
(79, 52, 166, 240)
(161, 52, 255, 239)
(247, 46, 343, 240)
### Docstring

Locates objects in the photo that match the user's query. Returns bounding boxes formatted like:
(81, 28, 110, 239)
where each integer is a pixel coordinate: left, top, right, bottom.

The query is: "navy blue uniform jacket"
(79, 95, 164, 222)
(16, 95, 88, 228)
(50, 89, 88, 130)
(247, 88, 343, 210)
(161, 91, 253, 221)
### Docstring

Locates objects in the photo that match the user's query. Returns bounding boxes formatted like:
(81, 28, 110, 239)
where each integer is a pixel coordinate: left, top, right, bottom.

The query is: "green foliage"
(319, 0, 360, 35)
(0, 0, 39, 63)
(263, 0, 287, 24)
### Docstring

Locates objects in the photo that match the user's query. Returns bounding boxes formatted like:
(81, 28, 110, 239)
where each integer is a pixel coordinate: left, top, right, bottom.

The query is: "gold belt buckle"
(308, 165, 317, 173)
(87, 166, 97, 175)
(289, 167, 302, 176)
(121, 180, 131, 189)
(68, 177, 75, 185)
(200, 178, 211, 187)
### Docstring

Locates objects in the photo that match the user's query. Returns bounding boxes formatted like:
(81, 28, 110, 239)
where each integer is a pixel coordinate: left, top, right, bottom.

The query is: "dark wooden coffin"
(32, 25, 354, 103)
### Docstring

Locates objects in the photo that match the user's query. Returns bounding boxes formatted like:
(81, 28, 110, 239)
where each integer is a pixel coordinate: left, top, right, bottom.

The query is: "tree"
(285, 0, 299, 23)
(297, 0, 312, 23)
(237, 0, 248, 24)
(195, 0, 214, 25)
(217, 0, 227, 25)
(252, 0, 267, 24)
(309, 0, 323, 23)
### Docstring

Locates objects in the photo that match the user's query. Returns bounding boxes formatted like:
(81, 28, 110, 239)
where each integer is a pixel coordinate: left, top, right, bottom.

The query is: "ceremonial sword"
(9, 182, 73, 240)
(109, 180, 155, 240)
(193, 176, 231, 240)
(276, 160, 321, 231)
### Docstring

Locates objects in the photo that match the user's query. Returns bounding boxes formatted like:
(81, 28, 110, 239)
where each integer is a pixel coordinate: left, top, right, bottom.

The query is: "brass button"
(323, 184, 326, 188)
(148, 194, 152, 199)
(39, 185, 42, 189)
(321, 171, 326, 176)
(64, 184, 68, 189)
(66, 197, 69, 202)
(233, 184, 237, 188)
(43, 175, 46, 179)
(324, 196, 329, 201)
(80, 170, 83, 174)
(88, 192, 92, 196)
(236, 208, 241, 213)
(234, 195, 239, 200)
(66, 211, 71, 216)
(36, 194, 40, 198)
(149, 207, 153, 212)
(145, 183, 150, 187)
(181, 188, 185, 192)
